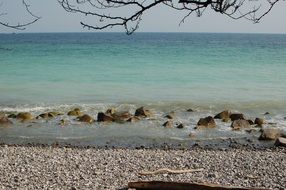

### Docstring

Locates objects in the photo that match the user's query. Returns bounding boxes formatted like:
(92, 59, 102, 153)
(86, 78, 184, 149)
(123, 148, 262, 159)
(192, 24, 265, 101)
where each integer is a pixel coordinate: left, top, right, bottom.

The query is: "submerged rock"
(275, 137, 286, 147)
(127, 116, 140, 123)
(78, 114, 95, 123)
(16, 112, 33, 122)
(254, 118, 264, 126)
(112, 111, 133, 122)
(164, 111, 175, 119)
(196, 116, 216, 129)
(106, 108, 116, 115)
(231, 119, 250, 130)
(259, 128, 280, 140)
(97, 112, 114, 122)
(135, 107, 153, 118)
(230, 113, 245, 121)
(67, 108, 83, 116)
(0, 116, 13, 127)
(214, 110, 231, 120)
(264, 112, 270, 115)
(8, 113, 17, 118)
(186, 108, 194, 112)
(163, 120, 173, 128)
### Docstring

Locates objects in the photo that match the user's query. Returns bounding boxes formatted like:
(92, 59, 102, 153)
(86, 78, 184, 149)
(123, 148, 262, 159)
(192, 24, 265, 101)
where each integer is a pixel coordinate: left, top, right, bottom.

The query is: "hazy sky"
(0, 0, 286, 33)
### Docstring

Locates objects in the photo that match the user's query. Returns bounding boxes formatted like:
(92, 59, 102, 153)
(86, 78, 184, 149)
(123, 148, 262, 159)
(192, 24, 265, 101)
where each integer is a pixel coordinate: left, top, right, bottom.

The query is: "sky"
(0, 0, 286, 33)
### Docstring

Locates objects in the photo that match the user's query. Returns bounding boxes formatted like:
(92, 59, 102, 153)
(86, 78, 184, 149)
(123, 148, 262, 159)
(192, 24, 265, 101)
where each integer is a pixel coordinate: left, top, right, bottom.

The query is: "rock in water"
(176, 123, 184, 129)
(254, 118, 264, 126)
(78, 114, 95, 123)
(97, 112, 114, 122)
(16, 112, 33, 122)
(0, 117, 13, 126)
(67, 108, 83, 116)
(135, 107, 153, 118)
(105, 108, 116, 115)
(127, 116, 141, 123)
(247, 119, 254, 125)
(275, 137, 286, 147)
(259, 128, 280, 140)
(231, 119, 251, 130)
(214, 110, 231, 120)
(196, 116, 216, 129)
(112, 111, 133, 122)
(230, 113, 245, 121)
(163, 120, 173, 128)
(164, 111, 175, 119)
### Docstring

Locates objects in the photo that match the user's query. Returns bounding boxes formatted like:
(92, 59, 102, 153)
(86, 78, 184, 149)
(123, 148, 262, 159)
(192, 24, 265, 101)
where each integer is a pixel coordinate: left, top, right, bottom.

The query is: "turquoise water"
(0, 32, 286, 146)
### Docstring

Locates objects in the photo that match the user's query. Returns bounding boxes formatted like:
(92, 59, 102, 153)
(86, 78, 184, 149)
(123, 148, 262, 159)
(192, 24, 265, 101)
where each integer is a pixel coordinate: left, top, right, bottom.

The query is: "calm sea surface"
(0, 32, 285, 147)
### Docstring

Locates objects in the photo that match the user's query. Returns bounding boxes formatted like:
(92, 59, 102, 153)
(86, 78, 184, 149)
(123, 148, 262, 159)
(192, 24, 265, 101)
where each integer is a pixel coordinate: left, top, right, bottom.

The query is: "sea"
(0, 32, 286, 148)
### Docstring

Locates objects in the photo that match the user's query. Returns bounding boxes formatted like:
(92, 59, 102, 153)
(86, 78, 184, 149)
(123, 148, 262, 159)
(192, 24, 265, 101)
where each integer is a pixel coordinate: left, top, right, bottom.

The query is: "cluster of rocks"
(195, 110, 286, 147)
(1, 107, 286, 147)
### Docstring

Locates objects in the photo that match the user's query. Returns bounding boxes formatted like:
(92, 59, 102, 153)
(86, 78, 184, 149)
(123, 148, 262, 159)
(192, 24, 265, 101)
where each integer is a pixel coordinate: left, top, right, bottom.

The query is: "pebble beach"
(0, 145, 285, 190)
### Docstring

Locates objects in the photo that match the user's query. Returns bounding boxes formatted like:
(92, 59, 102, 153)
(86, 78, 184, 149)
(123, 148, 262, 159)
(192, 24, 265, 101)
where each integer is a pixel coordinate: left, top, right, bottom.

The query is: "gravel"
(0, 146, 285, 190)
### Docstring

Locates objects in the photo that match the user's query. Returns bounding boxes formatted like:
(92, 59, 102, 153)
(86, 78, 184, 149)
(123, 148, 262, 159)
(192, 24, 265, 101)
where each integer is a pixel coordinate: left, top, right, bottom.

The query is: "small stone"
(214, 110, 231, 120)
(254, 118, 264, 126)
(163, 120, 173, 128)
(196, 116, 216, 129)
(259, 128, 280, 140)
(134, 107, 153, 118)
(274, 137, 286, 147)
(78, 114, 95, 123)
(0, 116, 13, 126)
(264, 112, 270, 115)
(127, 116, 140, 122)
(230, 113, 245, 121)
(97, 112, 114, 122)
(187, 109, 194, 112)
(176, 123, 184, 129)
(231, 119, 250, 130)
(16, 112, 33, 122)
(247, 119, 254, 125)
(105, 108, 116, 115)
(164, 111, 175, 119)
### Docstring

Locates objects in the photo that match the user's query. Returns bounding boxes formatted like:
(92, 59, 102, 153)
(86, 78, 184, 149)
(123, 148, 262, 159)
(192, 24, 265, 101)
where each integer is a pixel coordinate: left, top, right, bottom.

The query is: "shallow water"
(0, 32, 286, 147)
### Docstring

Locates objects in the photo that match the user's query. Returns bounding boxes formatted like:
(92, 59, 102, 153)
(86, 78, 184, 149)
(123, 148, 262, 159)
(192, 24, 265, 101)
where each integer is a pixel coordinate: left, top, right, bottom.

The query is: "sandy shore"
(0, 146, 285, 190)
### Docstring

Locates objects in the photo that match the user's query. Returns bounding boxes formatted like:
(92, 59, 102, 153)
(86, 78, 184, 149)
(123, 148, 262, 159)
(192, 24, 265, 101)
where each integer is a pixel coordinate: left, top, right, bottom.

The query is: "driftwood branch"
(0, 0, 40, 30)
(138, 168, 204, 175)
(128, 181, 269, 190)
(58, 0, 282, 34)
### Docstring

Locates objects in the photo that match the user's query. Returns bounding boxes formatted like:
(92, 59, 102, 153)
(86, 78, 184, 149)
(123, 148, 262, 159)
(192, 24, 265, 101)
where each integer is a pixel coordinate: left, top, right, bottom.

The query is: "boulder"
(254, 118, 264, 126)
(97, 112, 114, 122)
(196, 116, 216, 129)
(0, 117, 13, 126)
(163, 120, 173, 128)
(135, 107, 153, 118)
(165, 111, 175, 119)
(259, 128, 280, 140)
(16, 112, 33, 122)
(127, 116, 141, 123)
(67, 108, 83, 116)
(231, 119, 250, 130)
(214, 110, 231, 120)
(112, 111, 132, 122)
(230, 113, 245, 121)
(78, 114, 95, 123)
(275, 137, 286, 147)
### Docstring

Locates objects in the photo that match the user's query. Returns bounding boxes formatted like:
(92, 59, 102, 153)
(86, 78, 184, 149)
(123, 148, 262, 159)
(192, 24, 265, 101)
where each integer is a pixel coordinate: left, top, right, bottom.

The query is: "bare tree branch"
(58, 0, 282, 34)
(0, 0, 40, 30)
